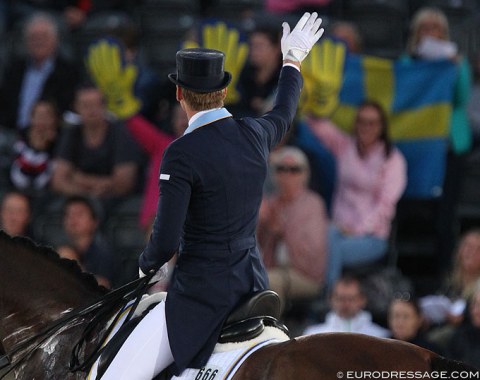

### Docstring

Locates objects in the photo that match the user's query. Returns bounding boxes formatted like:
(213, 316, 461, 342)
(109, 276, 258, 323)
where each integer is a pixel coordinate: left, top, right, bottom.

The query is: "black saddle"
(219, 290, 289, 343)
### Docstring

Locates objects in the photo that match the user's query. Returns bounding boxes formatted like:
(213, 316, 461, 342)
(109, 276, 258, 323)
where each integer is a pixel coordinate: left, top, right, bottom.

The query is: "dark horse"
(0, 231, 478, 380)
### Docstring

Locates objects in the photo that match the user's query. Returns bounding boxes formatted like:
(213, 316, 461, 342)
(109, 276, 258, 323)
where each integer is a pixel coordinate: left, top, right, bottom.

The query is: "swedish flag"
(302, 41, 457, 198)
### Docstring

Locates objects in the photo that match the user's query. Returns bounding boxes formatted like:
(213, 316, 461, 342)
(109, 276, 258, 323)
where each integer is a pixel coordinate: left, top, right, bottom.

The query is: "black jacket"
(0, 55, 80, 129)
(139, 65, 303, 375)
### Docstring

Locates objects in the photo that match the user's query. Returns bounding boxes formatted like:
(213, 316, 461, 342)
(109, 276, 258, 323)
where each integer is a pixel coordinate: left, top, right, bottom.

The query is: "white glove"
(281, 12, 324, 63)
(139, 263, 169, 283)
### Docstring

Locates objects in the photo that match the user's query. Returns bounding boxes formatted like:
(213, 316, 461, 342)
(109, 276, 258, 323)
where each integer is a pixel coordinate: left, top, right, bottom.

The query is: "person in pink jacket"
(257, 146, 328, 311)
(307, 101, 407, 287)
(126, 104, 188, 231)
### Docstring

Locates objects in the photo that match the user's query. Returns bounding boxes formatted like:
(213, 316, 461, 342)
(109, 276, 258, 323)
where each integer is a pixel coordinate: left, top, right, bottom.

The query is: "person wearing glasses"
(307, 101, 407, 287)
(257, 146, 328, 311)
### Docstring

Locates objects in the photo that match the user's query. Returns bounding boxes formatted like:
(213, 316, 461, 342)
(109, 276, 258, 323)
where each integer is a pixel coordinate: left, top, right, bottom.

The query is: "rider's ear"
(176, 86, 183, 102)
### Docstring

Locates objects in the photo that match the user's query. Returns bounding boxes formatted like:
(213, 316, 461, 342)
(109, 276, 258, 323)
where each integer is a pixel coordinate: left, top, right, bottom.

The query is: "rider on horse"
(100, 12, 324, 379)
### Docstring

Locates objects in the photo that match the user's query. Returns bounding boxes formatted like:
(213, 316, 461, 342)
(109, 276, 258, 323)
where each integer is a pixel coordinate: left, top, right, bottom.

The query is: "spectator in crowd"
(10, 99, 61, 196)
(62, 195, 115, 288)
(448, 229, 480, 301)
(307, 101, 407, 287)
(57, 243, 82, 264)
(328, 20, 362, 53)
(51, 84, 141, 200)
(236, 25, 282, 117)
(303, 274, 389, 337)
(84, 38, 188, 231)
(0, 12, 80, 130)
(7, 1, 86, 31)
(124, 105, 188, 231)
(0, 191, 33, 239)
(107, 23, 164, 127)
(257, 146, 328, 310)
(388, 297, 442, 354)
(404, 7, 472, 273)
(421, 229, 480, 348)
(446, 279, 480, 368)
(6, 1, 134, 32)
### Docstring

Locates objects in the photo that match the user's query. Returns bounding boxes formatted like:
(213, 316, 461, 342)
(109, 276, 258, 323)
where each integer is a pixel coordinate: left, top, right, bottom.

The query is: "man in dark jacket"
(101, 12, 324, 379)
(0, 12, 79, 130)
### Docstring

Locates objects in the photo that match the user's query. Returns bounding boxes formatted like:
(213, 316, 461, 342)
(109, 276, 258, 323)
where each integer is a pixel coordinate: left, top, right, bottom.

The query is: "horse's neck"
(0, 233, 106, 354)
(1, 278, 102, 349)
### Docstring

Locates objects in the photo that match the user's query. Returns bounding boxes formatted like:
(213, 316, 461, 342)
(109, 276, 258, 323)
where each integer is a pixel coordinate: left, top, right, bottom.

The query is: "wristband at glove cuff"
(285, 48, 310, 63)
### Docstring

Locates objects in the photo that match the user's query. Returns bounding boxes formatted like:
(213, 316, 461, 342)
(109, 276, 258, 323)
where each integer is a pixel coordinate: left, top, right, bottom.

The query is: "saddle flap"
(219, 318, 265, 344)
(219, 316, 289, 344)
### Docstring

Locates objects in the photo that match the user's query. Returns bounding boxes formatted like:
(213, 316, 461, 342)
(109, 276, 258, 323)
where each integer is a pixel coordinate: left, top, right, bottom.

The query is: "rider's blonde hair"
(182, 88, 225, 111)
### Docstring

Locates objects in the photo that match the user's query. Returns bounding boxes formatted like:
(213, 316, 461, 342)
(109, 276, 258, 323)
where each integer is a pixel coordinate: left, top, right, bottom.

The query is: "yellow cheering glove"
(85, 38, 141, 119)
(300, 38, 346, 118)
(184, 22, 248, 104)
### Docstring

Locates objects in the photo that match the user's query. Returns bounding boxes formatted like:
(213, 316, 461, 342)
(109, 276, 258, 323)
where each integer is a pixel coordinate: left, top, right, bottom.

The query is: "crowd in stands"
(1, 0, 480, 369)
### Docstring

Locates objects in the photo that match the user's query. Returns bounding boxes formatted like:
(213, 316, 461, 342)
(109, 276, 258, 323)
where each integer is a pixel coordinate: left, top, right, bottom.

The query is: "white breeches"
(100, 301, 174, 380)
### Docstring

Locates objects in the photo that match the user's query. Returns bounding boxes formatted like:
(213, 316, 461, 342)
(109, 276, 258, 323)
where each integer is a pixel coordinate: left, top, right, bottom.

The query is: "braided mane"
(1, 230, 108, 295)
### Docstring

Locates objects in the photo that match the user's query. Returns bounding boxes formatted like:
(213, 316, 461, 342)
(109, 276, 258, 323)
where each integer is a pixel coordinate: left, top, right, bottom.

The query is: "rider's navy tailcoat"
(139, 65, 303, 375)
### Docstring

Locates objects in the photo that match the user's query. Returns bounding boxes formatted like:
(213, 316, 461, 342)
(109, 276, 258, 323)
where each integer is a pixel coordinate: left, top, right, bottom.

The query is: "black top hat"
(168, 48, 232, 93)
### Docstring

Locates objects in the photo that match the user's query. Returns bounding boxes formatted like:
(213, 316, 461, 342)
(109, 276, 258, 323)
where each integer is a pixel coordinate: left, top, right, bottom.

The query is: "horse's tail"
(430, 355, 479, 376)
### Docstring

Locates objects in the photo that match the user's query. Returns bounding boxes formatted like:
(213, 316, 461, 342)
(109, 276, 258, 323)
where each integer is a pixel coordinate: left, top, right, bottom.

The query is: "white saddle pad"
(172, 326, 289, 380)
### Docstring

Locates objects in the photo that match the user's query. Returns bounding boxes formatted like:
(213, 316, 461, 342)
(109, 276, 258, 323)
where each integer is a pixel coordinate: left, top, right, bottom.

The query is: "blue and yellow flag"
(301, 40, 457, 198)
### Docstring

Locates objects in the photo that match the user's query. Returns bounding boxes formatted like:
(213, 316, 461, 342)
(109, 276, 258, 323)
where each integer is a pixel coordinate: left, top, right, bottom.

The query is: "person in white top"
(303, 274, 389, 338)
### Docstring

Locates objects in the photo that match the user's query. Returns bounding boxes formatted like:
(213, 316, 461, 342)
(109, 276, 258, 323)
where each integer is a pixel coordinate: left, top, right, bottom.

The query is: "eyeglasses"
(275, 165, 303, 174)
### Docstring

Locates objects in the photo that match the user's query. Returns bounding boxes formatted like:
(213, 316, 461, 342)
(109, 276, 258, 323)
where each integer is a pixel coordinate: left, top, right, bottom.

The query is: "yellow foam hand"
(85, 38, 141, 119)
(300, 38, 346, 118)
(201, 22, 248, 104)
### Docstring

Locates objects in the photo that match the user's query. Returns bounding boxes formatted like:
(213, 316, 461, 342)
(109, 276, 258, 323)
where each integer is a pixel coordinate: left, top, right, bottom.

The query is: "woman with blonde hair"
(449, 228, 480, 300)
(420, 229, 480, 349)
(406, 7, 451, 58)
(404, 6, 473, 273)
(447, 278, 480, 367)
(422, 229, 480, 325)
